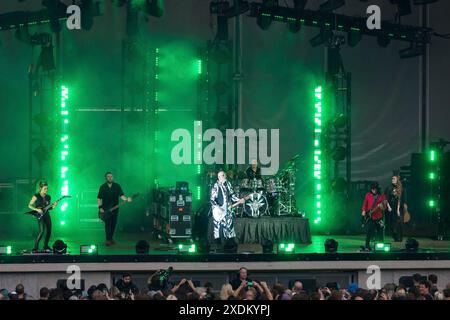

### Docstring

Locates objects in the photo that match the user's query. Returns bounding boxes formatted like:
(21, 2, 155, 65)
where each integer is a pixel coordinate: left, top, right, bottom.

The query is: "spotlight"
(287, 18, 301, 33)
(178, 244, 197, 254)
(310, 28, 332, 47)
(324, 239, 338, 253)
(277, 243, 296, 254)
(223, 238, 238, 253)
(0, 245, 12, 255)
(135, 240, 150, 254)
(374, 242, 391, 252)
(320, 0, 346, 12)
(256, 12, 272, 30)
(405, 238, 419, 252)
(347, 29, 362, 47)
(261, 239, 273, 253)
(80, 245, 98, 255)
(52, 240, 67, 255)
(399, 43, 425, 59)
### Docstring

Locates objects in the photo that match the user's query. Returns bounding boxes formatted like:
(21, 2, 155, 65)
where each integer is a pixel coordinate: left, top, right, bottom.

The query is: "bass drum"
(244, 192, 268, 218)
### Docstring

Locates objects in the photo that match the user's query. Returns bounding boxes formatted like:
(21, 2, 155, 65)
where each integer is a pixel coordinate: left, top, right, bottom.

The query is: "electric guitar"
(99, 193, 140, 221)
(212, 195, 251, 221)
(25, 195, 72, 220)
(361, 200, 387, 228)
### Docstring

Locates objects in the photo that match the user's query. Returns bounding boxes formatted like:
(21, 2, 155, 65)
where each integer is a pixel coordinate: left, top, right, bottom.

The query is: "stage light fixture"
(261, 239, 274, 253)
(0, 245, 12, 255)
(429, 150, 436, 162)
(319, 0, 345, 12)
(405, 238, 419, 252)
(399, 42, 425, 59)
(178, 244, 197, 254)
(257, 12, 272, 30)
(374, 242, 391, 252)
(135, 240, 150, 254)
(80, 245, 98, 255)
(324, 239, 338, 253)
(310, 28, 332, 47)
(278, 243, 296, 254)
(347, 28, 362, 47)
(287, 17, 301, 33)
(52, 240, 67, 255)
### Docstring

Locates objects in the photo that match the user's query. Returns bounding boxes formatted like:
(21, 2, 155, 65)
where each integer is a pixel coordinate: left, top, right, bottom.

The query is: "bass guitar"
(361, 200, 387, 228)
(25, 195, 72, 220)
(99, 193, 140, 221)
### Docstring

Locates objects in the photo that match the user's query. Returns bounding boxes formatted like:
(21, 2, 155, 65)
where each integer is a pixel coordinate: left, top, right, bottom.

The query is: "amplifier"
(168, 192, 192, 238)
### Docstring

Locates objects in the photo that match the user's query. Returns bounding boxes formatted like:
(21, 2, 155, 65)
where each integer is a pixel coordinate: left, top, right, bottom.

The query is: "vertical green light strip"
(195, 120, 202, 201)
(60, 85, 70, 225)
(197, 59, 202, 75)
(195, 58, 203, 201)
(428, 149, 438, 209)
(153, 48, 160, 186)
(313, 86, 323, 224)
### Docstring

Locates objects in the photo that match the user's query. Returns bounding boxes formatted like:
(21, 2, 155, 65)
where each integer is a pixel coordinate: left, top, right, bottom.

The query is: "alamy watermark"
(170, 121, 279, 175)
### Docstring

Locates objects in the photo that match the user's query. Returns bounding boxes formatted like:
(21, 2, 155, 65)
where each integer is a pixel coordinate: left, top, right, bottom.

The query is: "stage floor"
(1, 233, 449, 256)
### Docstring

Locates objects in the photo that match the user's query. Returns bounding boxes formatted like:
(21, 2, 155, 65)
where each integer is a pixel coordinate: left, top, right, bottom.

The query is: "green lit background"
(0, 1, 449, 241)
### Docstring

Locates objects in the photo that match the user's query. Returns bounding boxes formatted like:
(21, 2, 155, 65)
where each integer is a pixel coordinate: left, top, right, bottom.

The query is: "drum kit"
(206, 154, 301, 218)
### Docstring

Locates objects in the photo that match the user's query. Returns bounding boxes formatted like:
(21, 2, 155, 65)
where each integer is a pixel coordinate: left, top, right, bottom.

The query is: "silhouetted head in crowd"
(428, 274, 438, 285)
(40, 287, 50, 300)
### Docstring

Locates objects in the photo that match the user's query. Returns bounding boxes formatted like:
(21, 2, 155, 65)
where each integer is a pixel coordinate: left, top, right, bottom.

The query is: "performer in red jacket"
(361, 182, 386, 252)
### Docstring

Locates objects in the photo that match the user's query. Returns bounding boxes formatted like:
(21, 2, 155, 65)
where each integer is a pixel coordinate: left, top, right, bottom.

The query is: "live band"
(26, 161, 408, 253)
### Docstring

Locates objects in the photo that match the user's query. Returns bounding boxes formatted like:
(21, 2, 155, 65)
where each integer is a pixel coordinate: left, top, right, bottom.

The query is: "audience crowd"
(1, 269, 449, 301)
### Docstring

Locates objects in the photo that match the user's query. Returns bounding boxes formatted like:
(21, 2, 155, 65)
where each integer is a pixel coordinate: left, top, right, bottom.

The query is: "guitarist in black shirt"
(28, 181, 59, 253)
(97, 172, 132, 246)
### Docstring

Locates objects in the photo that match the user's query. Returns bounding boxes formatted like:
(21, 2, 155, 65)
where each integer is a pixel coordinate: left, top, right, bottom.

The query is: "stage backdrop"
(1, 0, 450, 235)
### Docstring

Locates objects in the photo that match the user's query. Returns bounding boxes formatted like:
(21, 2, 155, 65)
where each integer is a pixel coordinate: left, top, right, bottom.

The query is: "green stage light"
(429, 172, 436, 180)
(178, 244, 197, 254)
(197, 59, 202, 75)
(59, 85, 70, 227)
(428, 200, 436, 208)
(313, 86, 323, 225)
(429, 150, 436, 162)
(278, 243, 296, 254)
(80, 245, 98, 255)
(374, 242, 391, 252)
(0, 245, 12, 255)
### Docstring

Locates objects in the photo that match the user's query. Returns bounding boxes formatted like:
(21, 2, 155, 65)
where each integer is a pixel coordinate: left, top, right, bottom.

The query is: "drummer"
(245, 159, 262, 180)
